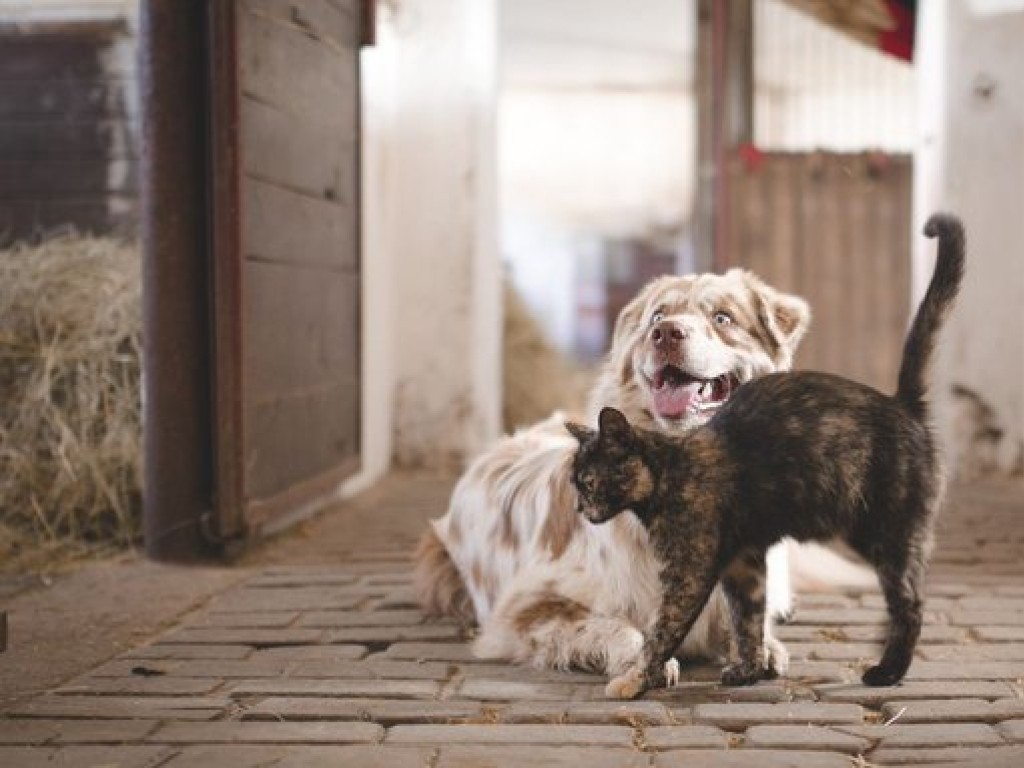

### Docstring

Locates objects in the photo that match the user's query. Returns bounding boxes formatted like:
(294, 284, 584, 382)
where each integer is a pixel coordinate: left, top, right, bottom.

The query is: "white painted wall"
(500, 90, 696, 239)
(915, 0, 1024, 474)
(342, 0, 502, 489)
(754, 0, 916, 152)
(0, 0, 133, 22)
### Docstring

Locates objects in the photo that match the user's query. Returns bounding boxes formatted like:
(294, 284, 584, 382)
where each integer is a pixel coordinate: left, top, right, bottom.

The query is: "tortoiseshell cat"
(568, 214, 965, 699)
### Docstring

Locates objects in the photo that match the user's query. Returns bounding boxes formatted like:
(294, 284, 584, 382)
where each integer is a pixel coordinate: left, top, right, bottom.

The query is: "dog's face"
(596, 269, 810, 433)
(567, 409, 653, 525)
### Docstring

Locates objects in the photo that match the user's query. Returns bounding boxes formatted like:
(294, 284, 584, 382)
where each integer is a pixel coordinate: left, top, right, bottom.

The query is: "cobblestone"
(504, 700, 674, 725)
(123, 643, 254, 660)
(385, 723, 635, 746)
(814, 680, 1015, 705)
(6, 476, 1024, 766)
(879, 697, 1024, 724)
(997, 719, 1024, 742)
(834, 722, 1004, 748)
(159, 628, 326, 646)
(741, 724, 870, 753)
(160, 745, 432, 768)
(641, 725, 729, 749)
(651, 749, 853, 767)
(150, 721, 384, 744)
(6, 695, 230, 721)
(692, 702, 863, 729)
(440, 746, 650, 768)
(55, 676, 224, 696)
(0, 746, 172, 768)
(867, 746, 1024, 765)
(243, 697, 484, 724)
(229, 678, 441, 699)
(454, 678, 584, 701)
(917, 643, 1024, 661)
(190, 611, 301, 628)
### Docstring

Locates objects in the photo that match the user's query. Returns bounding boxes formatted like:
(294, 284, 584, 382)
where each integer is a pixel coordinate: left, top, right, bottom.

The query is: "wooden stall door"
(724, 152, 912, 393)
(211, 0, 363, 542)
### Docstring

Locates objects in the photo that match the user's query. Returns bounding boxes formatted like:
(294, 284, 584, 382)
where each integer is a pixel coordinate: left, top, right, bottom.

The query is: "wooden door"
(724, 151, 912, 393)
(210, 0, 363, 542)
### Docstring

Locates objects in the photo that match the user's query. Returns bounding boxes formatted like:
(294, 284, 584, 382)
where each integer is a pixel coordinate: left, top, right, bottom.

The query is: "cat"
(567, 213, 965, 699)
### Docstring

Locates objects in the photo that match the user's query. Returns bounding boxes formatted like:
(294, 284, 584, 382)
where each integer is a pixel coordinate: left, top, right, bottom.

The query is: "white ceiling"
(500, 0, 696, 89)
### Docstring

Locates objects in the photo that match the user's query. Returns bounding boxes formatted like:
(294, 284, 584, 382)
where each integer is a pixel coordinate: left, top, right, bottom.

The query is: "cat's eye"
(650, 309, 664, 325)
(713, 311, 733, 326)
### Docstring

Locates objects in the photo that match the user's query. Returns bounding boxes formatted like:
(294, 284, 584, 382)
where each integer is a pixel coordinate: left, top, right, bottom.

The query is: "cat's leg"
(856, 526, 932, 686)
(766, 539, 795, 623)
(606, 560, 720, 700)
(720, 548, 787, 686)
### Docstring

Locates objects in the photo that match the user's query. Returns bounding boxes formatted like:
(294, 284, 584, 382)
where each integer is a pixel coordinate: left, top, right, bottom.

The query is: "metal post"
(138, 0, 215, 560)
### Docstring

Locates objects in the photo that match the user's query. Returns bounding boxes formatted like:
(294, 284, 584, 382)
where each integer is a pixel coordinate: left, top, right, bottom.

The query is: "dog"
(414, 268, 819, 676)
(569, 213, 964, 698)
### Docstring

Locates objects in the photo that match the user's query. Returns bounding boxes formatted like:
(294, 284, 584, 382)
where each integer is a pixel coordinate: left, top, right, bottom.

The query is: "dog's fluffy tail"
(789, 541, 879, 593)
(896, 213, 966, 418)
(412, 524, 475, 625)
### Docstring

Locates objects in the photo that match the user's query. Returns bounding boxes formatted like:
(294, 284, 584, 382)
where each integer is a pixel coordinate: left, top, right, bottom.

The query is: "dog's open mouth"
(650, 365, 738, 419)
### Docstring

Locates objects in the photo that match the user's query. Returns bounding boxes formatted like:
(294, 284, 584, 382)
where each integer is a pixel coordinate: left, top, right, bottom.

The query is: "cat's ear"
(565, 421, 596, 444)
(598, 407, 634, 444)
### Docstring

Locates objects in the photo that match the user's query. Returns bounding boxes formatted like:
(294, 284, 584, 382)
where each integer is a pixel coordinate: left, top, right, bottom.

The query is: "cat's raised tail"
(896, 213, 966, 419)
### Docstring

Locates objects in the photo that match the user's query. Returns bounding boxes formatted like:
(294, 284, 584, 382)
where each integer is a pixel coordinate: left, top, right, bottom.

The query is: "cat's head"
(566, 407, 656, 524)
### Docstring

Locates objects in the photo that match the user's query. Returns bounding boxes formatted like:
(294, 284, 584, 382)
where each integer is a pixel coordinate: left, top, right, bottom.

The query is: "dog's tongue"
(653, 381, 703, 418)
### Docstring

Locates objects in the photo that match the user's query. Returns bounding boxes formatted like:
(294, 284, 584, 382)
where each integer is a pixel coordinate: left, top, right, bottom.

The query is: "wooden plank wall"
(0, 24, 136, 241)
(724, 152, 912, 393)
(237, 0, 361, 511)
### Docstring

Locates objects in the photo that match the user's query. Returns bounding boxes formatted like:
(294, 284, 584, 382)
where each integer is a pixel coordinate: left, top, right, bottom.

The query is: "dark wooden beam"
(207, 1, 246, 548)
(695, 0, 753, 273)
(138, 0, 216, 561)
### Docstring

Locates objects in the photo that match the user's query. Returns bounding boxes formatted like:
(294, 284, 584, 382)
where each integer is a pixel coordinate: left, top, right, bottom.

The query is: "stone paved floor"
(2, 475, 1024, 767)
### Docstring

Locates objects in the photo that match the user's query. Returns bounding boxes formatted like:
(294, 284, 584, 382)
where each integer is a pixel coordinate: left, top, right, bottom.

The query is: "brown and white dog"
(415, 269, 845, 676)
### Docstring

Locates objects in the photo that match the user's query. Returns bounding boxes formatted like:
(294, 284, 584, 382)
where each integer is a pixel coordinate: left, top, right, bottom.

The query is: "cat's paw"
(861, 664, 904, 687)
(605, 669, 645, 700)
(764, 636, 790, 678)
(773, 606, 795, 624)
(664, 658, 681, 687)
(721, 661, 764, 687)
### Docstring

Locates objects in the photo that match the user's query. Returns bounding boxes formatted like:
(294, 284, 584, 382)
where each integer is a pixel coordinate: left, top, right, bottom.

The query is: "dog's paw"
(605, 670, 645, 700)
(664, 658, 681, 688)
(764, 636, 790, 678)
(861, 664, 904, 687)
(721, 661, 764, 687)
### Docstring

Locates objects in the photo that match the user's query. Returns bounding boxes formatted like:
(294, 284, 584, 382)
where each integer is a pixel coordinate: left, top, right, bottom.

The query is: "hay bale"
(0, 234, 142, 559)
(503, 279, 590, 431)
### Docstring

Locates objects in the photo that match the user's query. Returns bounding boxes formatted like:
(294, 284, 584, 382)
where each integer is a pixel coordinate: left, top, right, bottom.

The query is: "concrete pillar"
(915, 0, 1024, 475)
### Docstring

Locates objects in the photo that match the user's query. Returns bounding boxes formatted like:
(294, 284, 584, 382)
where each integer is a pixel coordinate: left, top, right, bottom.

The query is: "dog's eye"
(650, 310, 664, 325)
(713, 311, 733, 326)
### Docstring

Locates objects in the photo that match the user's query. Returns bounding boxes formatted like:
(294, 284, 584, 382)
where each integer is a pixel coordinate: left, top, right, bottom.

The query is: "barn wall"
(915, 1, 1024, 476)
(0, 1, 139, 240)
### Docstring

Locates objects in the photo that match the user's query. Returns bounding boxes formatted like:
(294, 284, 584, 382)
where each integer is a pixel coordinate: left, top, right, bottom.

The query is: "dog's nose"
(651, 320, 685, 348)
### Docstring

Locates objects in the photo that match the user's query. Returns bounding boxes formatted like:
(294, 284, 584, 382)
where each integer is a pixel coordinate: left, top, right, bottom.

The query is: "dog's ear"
(738, 271, 811, 367)
(598, 407, 634, 444)
(565, 421, 596, 444)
